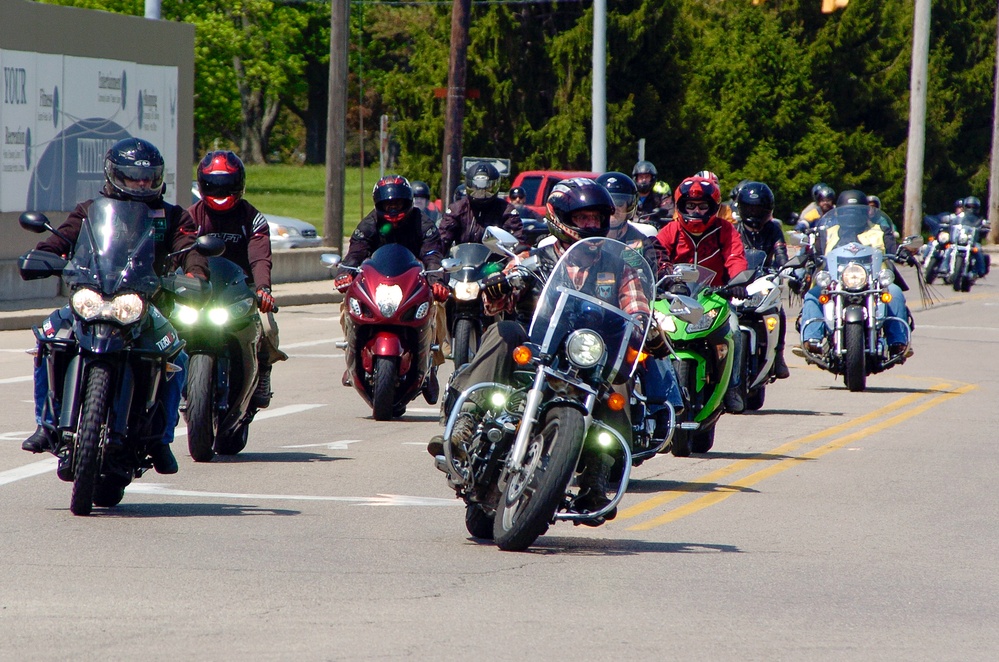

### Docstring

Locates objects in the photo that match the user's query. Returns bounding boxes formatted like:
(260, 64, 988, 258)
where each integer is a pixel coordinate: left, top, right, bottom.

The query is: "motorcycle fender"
(76, 321, 128, 355)
(370, 332, 405, 357)
(843, 305, 866, 324)
(58, 354, 84, 430)
(110, 362, 135, 439)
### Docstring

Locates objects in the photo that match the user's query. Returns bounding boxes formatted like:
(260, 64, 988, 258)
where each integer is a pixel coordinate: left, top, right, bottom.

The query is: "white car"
(191, 182, 322, 250)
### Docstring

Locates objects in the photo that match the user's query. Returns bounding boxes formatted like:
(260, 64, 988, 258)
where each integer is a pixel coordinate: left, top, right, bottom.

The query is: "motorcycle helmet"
(596, 171, 638, 229)
(866, 194, 882, 209)
(695, 170, 719, 185)
(674, 175, 721, 235)
(372, 175, 414, 225)
(812, 182, 834, 202)
(104, 137, 165, 202)
(735, 182, 775, 231)
(197, 150, 245, 212)
(465, 162, 500, 201)
(410, 180, 431, 201)
(632, 160, 658, 194)
(963, 196, 982, 214)
(836, 189, 867, 206)
(653, 180, 672, 198)
(508, 186, 527, 203)
(452, 184, 467, 202)
(546, 178, 614, 247)
(954, 198, 965, 212)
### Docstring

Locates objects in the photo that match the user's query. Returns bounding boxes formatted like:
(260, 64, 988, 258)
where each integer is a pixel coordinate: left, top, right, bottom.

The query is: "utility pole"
(144, 0, 161, 19)
(903, 0, 931, 239)
(441, 0, 472, 205)
(989, 0, 999, 243)
(591, 0, 606, 172)
(325, 0, 349, 251)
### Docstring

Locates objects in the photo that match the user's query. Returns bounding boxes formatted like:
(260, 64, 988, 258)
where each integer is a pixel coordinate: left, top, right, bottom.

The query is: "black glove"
(482, 272, 513, 300)
(667, 282, 691, 297)
(724, 284, 750, 300)
(895, 247, 912, 264)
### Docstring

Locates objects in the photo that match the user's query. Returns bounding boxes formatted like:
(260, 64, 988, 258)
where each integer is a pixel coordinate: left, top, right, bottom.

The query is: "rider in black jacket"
(438, 162, 525, 253)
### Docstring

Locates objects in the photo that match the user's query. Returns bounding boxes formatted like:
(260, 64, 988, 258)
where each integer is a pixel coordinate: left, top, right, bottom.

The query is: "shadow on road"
(504, 537, 742, 556)
(740, 408, 845, 417)
(626, 479, 761, 494)
(695, 451, 810, 461)
(74, 503, 301, 517)
(211, 451, 349, 463)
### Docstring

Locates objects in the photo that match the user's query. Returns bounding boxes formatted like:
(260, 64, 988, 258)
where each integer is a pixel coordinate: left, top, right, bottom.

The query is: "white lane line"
(0, 349, 35, 353)
(918, 325, 999, 331)
(0, 375, 32, 384)
(282, 440, 362, 450)
(282, 338, 343, 349)
(287, 354, 343, 359)
(406, 407, 440, 415)
(1, 404, 326, 485)
(125, 484, 462, 507)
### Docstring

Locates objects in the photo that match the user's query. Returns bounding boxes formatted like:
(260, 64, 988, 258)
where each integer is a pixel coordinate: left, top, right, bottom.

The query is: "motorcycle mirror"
(440, 257, 461, 272)
(728, 269, 756, 287)
(668, 295, 703, 324)
(482, 226, 520, 257)
(902, 235, 924, 251)
(320, 253, 342, 269)
(19, 211, 50, 234)
(783, 254, 807, 269)
(194, 235, 226, 257)
(786, 231, 804, 247)
(784, 211, 800, 227)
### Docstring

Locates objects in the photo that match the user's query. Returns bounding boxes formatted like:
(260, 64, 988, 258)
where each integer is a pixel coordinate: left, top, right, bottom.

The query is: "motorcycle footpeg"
(335, 341, 348, 349)
(679, 422, 700, 431)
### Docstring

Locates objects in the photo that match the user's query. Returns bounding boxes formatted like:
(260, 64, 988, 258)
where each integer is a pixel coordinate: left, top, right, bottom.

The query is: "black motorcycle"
(441, 242, 504, 370)
(173, 256, 268, 461)
(18, 199, 220, 515)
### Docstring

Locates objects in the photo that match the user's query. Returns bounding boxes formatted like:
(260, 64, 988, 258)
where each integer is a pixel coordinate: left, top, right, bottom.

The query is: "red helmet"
(197, 151, 245, 212)
(674, 176, 721, 234)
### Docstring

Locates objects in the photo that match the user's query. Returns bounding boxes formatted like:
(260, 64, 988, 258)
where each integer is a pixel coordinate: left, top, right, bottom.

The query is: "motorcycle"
(730, 249, 785, 411)
(172, 256, 269, 461)
(795, 206, 921, 392)
(17, 199, 220, 515)
(440, 242, 504, 370)
(652, 264, 753, 456)
(941, 211, 987, 292)
(920, 221, 950, 285)
(321, 244, 437, 420)
(435, 236, 655, 551)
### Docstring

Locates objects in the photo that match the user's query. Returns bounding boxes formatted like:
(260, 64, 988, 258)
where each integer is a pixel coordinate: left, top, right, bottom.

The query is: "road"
(1, 273, 997, 660)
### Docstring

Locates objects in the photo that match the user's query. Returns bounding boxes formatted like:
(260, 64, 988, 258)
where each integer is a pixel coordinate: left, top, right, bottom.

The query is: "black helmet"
(104, 137, 165, 202)
(735, 182, 775, 231)
(410, 180, 431, 200)
(595, 171, 638, 223)
(372, 174, 414, 224)
(963, 196, 981, 214)
(954, 198, 965, 211)
(197, 150, 245, 212)
(866, 194, 882, 209)
(813, 184, 836, 203)
(632, 160, 658, 194)
(836, 189, 867, 206)
(546, 178, 615, 246)
(452, 184, 467, 202)
(465, 161, 500, 201)
(508, 186, 527, 202)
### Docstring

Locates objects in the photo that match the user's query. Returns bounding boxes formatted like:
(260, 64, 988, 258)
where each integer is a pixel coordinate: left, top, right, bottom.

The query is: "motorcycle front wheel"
(71, 363, 112, 516)
(952, 254, 966, 292)
(669, 360, 696, 457)
(493, 407, 585, 551)
(451, 318, 479, 371)
(843, 322, 867, 392)
(371, 355, 399, 421)
(186, 354, 216, 462)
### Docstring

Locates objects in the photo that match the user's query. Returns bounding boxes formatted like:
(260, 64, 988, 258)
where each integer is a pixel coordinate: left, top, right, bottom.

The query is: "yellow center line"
(616, 382, 952, 521)
(626, 383, 978, 531)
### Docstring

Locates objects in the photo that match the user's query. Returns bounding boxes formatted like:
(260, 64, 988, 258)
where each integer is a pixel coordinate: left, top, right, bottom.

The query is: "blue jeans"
(34, 349, 186, 446)
(640, 356, 684, 412)
(801, 284, 908, 345)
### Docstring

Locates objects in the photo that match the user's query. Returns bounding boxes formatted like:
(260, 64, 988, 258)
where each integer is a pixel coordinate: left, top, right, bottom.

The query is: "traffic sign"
(462, 157, 511, 177)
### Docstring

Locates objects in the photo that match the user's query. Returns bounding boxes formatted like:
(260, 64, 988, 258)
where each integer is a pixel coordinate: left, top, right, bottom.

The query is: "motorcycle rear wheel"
(691, 425, 716, 454)
(843, 322, 867, 392)
(465, 503, 495, 539)
(215, 423, 249, 455)
(452, 318, 479, 371)
(493, 407, 585, 551)
(186, 354, 216, 462)
(746, 385, 766, 411)
(71, 363, 112, 516)
(92, 477, 127, 508)
(371, 356, 399, 421)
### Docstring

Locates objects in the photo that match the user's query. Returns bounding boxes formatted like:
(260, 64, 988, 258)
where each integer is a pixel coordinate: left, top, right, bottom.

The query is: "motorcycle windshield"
(952, 212, 982, 244)
(745, 248, 767, 272)
(365, 243, 422, 277)
(448, 242, 491, 267)
(674, 264, 718, 298)
(528, 238, 654, 383)
(62, 197, 160, 297)
(821, 206, 884, 276)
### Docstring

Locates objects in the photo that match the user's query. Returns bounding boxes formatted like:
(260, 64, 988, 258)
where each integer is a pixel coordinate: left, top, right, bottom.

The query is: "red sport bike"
(323, 244, 437, 420)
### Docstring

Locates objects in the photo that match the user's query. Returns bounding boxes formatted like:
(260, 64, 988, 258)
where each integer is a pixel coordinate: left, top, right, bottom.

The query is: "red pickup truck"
(509, 170, 599, 218)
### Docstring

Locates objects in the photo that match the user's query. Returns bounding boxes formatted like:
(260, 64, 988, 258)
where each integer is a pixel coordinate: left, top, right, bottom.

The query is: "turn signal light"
(765, 315, 779, 332)
(607, 393, 626, 411)
(818, 294, 830, 304)
(881, 292, 892, 303)
(512, 345, 532, 365)
(972, 246, 979, 253)
(625, 347, 648, 364)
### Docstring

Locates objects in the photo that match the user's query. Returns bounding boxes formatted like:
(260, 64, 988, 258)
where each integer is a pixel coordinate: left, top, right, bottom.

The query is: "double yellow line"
(618, 381, 977, 531)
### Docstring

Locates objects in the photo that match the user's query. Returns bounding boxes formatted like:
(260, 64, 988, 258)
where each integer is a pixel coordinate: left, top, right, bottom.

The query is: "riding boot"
(576, 452, 616, 522)
(22, 425, 56, 453)
(773, 351, 790, 379)
(251, 361, 272, 409)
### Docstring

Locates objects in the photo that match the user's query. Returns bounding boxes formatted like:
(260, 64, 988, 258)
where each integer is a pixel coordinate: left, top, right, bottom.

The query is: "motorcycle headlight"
(227, 297, 256, 320)
(453, 281, 480, 301)
(841, 263, 868, 291)
(108, 293, 144, 325)
(71, 288, 104, 320)
(72, 289, 144, 324)
(208, 307, 230, 325)
(687, 307, 719, 333)
(565, 330, 604, 368)
(814, 270, 832, 289)
(174, 304, 199, 325)
(937, 231, 950, 243)
(374, 283, 403, 317)
(878, 268, 895, 287)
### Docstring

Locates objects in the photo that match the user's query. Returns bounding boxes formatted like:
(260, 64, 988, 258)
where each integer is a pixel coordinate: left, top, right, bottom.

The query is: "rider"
(958, 195, 991, 277)
(633, 160, 670, 229)
(655, 175, 750, 412)
(189, 150, 288, 409)
(431, 178, 667, 519)
(507, 186, 541, 220)
(410, 180, 440, 224)
(799, 190, 915, 358)
(334, 175, 448, 401)
(20, 137, 208, 475)
(733, 182, 790, 380)
(796, 183, 836, 231)
(438, 162, 524, 254)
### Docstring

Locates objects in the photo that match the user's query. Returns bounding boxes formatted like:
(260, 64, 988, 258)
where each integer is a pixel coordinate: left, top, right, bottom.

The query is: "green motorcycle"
(653, 265, 748, 456)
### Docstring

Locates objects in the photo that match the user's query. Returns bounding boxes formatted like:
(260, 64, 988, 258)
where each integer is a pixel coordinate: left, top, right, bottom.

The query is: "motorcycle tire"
(92, 477, 127, 508)
(952, 255, 966, 292)
(71, 363, 112, 516)
(465, 503, 495, 540)
(923, 254, 939, 284)
(843, 322, 867, 392)
(451, 318, 479, 371)
(670, 360, 696, 457)
(372, 356, 399, 421)
(215, 422, 249, 456)
(691, 425, 716, 454)
(493, 407, 585, 551)
(746, 386, 766, 411)
(729, 332, 750, 416)
(186, 354, 216, 462)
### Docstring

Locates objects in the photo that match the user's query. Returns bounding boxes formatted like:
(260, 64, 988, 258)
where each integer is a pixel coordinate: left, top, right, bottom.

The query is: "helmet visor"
(109, 163, 164, 198)
(467, 173, 499, 199)
(198, 171, 242, 199)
